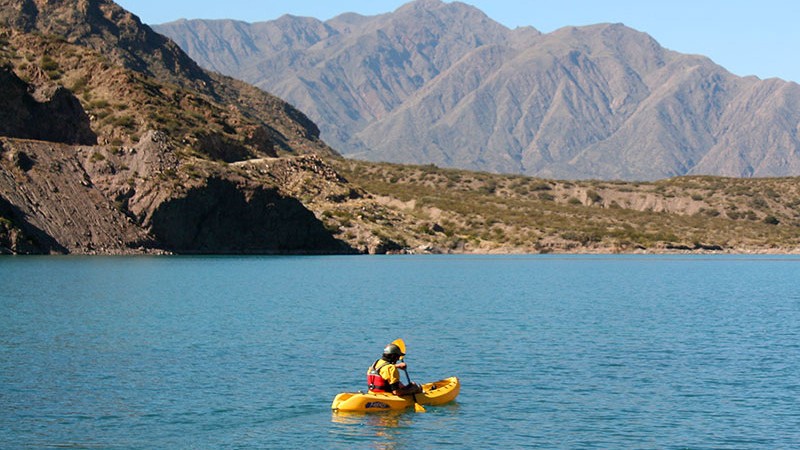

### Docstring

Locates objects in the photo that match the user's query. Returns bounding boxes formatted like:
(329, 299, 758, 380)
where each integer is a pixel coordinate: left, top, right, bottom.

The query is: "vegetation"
(325, 160, 800, 253)
(0, 30, 317, 162)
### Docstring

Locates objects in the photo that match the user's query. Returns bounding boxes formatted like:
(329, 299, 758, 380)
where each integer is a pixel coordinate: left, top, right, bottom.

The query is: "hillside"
(324, 160, 800, 254)
(155, 0, 800, 181)
(0, 0, 350, 254)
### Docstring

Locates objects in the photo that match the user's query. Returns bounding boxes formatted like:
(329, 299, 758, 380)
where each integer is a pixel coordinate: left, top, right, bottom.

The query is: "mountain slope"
(155, 0, 540, 161)
(155, 0, 800, 181)
(0, 0, 352, 254)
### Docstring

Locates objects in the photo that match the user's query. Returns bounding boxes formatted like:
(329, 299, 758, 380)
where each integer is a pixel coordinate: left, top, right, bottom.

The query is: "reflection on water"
(330, 411, 414, 449)
(330, 403, 463, 449)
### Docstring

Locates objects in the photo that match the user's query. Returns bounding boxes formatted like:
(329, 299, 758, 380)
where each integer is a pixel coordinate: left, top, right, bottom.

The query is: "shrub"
(530, 182, 552, 191)
(89, 99, 110, 109)
(40, 55, 58, 71)
(70, 76, 88, 93)
(750, 197, 768, 209)
(111, 115, 135, 129)
(479, 181, 497, 195)
(538, 193, 555, 202)
(586, 190, 602, 203)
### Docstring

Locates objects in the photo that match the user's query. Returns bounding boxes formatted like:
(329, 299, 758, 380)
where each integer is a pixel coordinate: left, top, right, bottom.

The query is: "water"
(1, 255, 799, 449)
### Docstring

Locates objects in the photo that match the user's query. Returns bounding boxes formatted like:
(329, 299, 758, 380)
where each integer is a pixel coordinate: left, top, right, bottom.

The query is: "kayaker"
(367, 343, 422, 396)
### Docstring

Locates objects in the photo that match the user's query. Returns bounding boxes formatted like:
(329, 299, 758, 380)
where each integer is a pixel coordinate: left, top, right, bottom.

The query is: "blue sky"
(116, 0, 800, 83)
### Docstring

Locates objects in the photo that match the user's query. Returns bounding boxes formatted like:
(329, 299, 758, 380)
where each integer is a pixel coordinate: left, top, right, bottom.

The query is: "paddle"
(391, 338, 426, 412)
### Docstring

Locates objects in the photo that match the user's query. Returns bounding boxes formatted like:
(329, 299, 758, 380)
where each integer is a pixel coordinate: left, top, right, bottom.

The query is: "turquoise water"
(2, 255, 799, 448)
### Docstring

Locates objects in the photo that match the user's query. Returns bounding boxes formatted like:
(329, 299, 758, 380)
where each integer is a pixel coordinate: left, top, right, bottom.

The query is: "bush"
(89, 99, 110, 109)
(538, 192, 555, 202)
(479, 181, 497, 195)
(70, 76, 88, 93)
(530, 182, 552, 191)
(111, 115, 135, 129)
(40, 55, 58, 71)
(750, 197, 768, 209)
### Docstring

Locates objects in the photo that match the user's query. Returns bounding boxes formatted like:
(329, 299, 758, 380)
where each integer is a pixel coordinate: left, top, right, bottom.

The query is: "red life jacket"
(367, 359, 392, 392)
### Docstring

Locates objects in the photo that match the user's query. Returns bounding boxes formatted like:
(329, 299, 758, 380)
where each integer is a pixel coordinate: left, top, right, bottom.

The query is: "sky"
(116, 0, 800, 83)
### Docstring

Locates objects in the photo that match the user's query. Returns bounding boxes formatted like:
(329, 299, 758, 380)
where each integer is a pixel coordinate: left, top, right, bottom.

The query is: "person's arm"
(383, 364, 408, 395)
(388, 363, 421, 396)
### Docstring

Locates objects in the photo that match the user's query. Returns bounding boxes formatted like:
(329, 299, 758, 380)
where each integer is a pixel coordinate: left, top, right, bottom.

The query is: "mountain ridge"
(154, 0, 800, 181)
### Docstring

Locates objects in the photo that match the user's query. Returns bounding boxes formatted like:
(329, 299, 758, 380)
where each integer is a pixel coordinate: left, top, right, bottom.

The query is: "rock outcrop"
(0, 137, 153, 254)
(148, 177, 349, 253)
(0, 66, 96, 145)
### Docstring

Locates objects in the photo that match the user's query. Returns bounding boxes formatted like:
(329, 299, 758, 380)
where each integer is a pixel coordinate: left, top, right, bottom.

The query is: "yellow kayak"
(331, 376, 460, 412)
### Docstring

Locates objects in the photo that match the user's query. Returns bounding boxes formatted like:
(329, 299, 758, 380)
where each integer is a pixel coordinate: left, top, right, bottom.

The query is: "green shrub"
(750, 197, 768, 209)
(40, 55, 58, 71)
(70, 76, 88, 93)
(538, 193, 555, 202)
(586, 190, 602, 203)
(89, 99, 110, 109)
(530, 182, 552, 191)
(111, 115, 135, 129)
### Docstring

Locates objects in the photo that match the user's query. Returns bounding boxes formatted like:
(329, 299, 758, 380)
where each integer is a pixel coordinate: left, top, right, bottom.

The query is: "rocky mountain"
(3, 0, 799, 256)
(0, 0, 364, 254)
(155, 0, 800, 181)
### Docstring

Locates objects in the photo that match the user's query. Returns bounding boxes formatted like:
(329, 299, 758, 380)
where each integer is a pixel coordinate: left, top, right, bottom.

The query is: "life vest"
(367, 359, 392, 392)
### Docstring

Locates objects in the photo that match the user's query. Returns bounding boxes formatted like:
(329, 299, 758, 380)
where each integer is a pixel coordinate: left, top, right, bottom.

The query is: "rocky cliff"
(0, 66, 96, 145)
(155, 0, 800, 181)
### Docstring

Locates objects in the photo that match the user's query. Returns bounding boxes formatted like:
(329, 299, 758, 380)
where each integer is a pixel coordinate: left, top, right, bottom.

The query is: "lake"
(1, 255, 799, 448)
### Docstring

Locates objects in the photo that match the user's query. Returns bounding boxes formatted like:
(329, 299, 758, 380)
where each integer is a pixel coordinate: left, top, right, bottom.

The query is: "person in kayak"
(367, 343, 422, 396)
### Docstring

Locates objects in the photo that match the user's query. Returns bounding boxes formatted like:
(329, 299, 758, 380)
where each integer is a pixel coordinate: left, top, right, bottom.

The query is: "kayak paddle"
(392, 338, 425, 412)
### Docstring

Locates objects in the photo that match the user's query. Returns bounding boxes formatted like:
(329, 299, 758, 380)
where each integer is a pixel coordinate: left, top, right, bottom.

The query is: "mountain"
(3, 0, 800, 256)
(155, 0, 800, 181)
(0, 0, 358, 254)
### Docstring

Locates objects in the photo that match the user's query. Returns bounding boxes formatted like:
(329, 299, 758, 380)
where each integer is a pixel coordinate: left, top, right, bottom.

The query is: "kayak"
(332, 376, 460, 412)
(331, 376, 460, 412)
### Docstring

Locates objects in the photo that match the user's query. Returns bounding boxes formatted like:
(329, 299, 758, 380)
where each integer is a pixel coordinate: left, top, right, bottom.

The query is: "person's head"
(382, 343, 405, 363)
